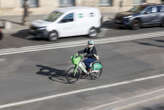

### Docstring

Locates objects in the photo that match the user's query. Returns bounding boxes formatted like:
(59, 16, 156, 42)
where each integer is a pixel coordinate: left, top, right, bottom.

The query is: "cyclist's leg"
(84, 58, 96, 70)
(83, 58, 90, 70)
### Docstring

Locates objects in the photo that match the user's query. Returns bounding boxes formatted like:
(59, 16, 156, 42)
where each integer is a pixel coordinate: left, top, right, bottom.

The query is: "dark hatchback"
(114, 4, 164, 29)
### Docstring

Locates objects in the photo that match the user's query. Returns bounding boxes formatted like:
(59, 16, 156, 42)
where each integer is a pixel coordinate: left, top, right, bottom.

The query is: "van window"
(45, 11, 63, 22)
(60, 13, 74, 23)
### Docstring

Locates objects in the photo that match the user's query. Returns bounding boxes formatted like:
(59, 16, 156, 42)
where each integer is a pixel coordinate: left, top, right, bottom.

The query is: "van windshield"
(45, 11, 63, 22)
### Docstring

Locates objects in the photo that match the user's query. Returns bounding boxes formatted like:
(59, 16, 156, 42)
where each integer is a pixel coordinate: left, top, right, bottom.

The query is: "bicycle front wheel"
(65, 66, 81, 84)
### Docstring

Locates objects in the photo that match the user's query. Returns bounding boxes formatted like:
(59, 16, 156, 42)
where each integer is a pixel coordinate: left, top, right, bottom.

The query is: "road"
(0, 30, 164, 110)
(0, 19, 164, 49)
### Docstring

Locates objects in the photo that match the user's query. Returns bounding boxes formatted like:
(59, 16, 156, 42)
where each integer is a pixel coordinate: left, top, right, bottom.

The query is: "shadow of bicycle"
(36, 65, 67, 84)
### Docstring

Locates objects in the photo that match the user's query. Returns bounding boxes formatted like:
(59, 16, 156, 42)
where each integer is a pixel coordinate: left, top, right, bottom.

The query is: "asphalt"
(0, 24, 164, 49)
(1, 35, 164, 110)
(0, 14, 164, 110)
(121, 98, 164, 110)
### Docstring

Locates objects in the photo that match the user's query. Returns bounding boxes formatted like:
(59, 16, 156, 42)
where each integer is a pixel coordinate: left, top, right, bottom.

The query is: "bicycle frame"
(79, 62, 88, 74)
(73, 61, 88, 75)
(71, 53, 89, 75)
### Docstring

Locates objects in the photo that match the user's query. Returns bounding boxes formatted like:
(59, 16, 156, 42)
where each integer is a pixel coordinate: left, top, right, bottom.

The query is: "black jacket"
(78, 46, 97, 59)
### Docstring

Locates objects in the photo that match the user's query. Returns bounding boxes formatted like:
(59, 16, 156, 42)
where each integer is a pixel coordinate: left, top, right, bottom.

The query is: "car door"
(141, 6, 158, 25)
(157, 5, 164, 23)
(57, 13, 76, 37)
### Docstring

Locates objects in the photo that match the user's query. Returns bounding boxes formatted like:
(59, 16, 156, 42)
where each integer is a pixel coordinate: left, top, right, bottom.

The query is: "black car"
(114, 4, 164, 29)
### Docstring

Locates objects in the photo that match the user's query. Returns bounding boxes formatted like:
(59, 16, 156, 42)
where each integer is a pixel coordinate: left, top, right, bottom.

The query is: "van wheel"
(131, 19, 141, 30)
(48, 31, 58, 41)
(88, 27, 97, 38)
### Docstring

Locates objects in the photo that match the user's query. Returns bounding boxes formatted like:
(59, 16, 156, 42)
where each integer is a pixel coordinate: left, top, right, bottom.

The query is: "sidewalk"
(0, 14, 46, 34)
(0, 13, 116, 34)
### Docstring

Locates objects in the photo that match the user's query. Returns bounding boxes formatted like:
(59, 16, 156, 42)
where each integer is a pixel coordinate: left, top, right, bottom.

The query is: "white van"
(29, 7, 102, 41)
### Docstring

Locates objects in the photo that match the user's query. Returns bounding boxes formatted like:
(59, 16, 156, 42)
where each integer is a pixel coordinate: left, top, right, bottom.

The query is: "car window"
(158, 6, 164, 12)
(60, 13, 74, 23)
(152, 7, 157, 13)
(145, 6, 157, 13)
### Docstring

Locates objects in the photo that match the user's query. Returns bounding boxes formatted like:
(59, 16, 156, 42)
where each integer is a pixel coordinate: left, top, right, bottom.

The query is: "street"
(0, 22, 164, 49)
(1, 0, 164, 109)
(0, 29, 164, 109)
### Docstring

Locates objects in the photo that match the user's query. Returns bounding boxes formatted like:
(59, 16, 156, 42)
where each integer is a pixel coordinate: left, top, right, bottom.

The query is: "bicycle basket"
(92, 62, 103, 71)
(71, 55, 82, 65)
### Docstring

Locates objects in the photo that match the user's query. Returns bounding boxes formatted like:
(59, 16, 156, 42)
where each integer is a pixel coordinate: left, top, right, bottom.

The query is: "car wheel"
(48, 31, 58, 41)
(131, 20, 141, 30)
(88, 27, 97, 38)
(160, 19, 164, 27)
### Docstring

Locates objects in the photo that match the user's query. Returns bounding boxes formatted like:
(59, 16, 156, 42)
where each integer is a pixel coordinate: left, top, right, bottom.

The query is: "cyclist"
(78, 40, 99, 72)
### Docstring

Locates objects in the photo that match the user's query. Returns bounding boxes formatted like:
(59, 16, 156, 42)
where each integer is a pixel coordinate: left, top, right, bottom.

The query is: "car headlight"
(124, 15, 133, 19)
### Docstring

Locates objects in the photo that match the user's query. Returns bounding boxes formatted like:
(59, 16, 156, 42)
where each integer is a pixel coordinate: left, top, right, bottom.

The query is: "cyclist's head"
(88, 40, 94, 48)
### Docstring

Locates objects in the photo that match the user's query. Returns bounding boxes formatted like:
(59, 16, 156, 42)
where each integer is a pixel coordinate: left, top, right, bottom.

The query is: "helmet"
(88, 40, 94, 45)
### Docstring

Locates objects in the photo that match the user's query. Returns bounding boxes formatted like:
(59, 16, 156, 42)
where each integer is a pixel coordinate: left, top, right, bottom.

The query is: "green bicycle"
(65, 53, 103, 84)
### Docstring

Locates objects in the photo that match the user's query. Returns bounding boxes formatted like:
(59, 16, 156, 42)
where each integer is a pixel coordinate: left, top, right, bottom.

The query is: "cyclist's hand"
(95, 55, 100, 60)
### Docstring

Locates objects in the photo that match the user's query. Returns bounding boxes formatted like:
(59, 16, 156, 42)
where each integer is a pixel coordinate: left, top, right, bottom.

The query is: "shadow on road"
(134, 38, 164, 48)
(102, 20, 115, 29)
(36, 65, 67, 84)
(12, 29, 30, 39)
(11, 29, 42, 41)
(102, 20, 131, 30)
(142, 105, 164, 110)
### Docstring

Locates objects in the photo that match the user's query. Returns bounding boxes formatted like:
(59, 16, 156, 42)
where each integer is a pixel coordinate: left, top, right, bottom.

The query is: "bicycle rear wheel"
(65, 66, 81, 84)
(90, 68, 103, 80)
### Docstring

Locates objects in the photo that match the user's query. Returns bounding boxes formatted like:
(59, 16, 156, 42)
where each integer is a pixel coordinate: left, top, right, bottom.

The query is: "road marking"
(115, 94, 164, 110)
(89, 88, 164, 110)
(0, 31, 164, 56)
(0, 73, 164, 109)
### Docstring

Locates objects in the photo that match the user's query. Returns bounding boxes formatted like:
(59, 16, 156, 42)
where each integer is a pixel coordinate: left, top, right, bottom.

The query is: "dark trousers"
(83, 58, 96, 69)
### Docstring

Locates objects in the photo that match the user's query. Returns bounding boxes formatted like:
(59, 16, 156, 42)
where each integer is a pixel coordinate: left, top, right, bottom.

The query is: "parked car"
(0, 29, 3, 40)
(114, 3, 164, 29)
(29, 7, 102, 41)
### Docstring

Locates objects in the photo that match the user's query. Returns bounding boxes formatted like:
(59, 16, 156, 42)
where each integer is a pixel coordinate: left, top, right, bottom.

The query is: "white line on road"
(0, 31, 164, 56)
(0, 73, 164, 109)
(89, 88, 164, 110)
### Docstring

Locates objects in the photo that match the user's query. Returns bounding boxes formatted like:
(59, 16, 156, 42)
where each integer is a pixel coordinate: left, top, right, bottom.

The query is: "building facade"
(0, 0, 163, 15)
